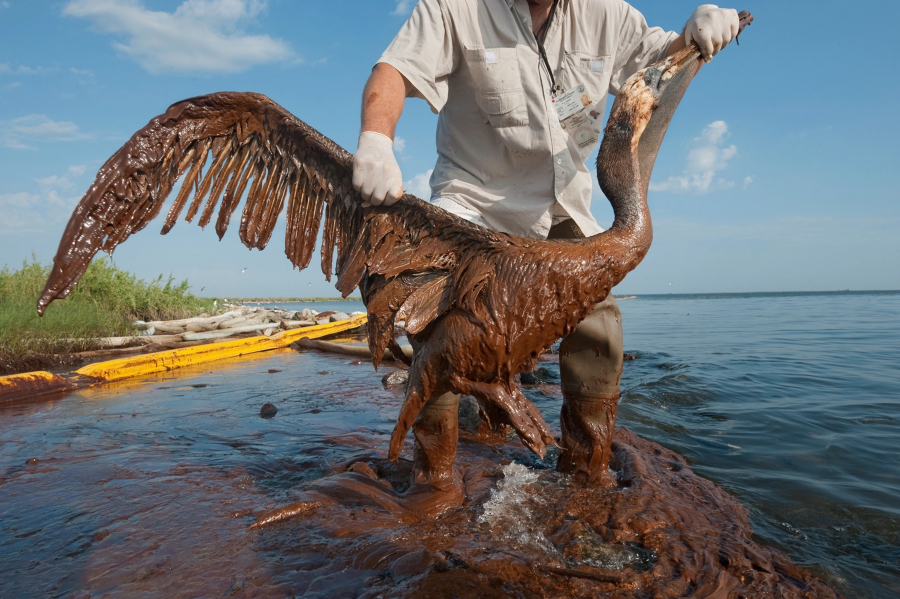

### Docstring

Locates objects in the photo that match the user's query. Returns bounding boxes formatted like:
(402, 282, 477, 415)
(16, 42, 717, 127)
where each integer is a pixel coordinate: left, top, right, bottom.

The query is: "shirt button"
(557, 158, 562, 165)
(552, 123, 558, 129)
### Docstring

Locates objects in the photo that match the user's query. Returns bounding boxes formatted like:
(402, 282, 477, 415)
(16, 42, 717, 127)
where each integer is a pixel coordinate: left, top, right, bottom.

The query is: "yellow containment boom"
(0, 371, 80, 403)
(0, 314, 367, 403)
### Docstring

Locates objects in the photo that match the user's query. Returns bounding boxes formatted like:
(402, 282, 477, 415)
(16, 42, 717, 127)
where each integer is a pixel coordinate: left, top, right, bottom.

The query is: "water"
(477, 463, 555, 554)
(525, 290, 900, 597)
(616, 291, 900, 597)
(1, 292, 898, 597)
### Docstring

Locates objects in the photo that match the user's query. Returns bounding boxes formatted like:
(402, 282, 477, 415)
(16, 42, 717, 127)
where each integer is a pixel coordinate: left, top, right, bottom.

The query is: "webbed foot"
(247, 460, 465, 530)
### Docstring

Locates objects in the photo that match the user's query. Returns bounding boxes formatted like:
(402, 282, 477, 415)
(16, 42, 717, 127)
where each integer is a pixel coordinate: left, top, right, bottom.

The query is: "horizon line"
(213, 290, 900, 303)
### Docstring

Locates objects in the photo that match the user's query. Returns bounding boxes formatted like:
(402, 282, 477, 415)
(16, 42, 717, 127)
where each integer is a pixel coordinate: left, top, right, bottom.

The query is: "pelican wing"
(38, 92, 510, 363)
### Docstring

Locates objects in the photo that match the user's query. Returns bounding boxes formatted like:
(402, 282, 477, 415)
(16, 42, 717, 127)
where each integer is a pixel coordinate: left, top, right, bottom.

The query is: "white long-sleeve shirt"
(378, 0, 676, 239)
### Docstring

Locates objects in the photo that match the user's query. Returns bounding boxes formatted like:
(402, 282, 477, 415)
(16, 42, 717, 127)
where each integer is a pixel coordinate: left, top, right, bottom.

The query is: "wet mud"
(0, 350, 837, 598)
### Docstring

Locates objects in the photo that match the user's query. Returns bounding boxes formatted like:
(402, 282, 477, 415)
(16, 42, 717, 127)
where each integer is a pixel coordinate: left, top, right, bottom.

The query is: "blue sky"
(1, 0, 898, 299)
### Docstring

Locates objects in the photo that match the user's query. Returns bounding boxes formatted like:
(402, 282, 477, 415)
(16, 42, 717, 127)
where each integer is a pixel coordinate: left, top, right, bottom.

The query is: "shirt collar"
(508, 1, 567, 36)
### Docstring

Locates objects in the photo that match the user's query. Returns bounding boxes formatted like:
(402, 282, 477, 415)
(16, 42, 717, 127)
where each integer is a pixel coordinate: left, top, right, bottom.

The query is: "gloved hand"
(352, 131, 403, 206)
(684, 5, 740, 61)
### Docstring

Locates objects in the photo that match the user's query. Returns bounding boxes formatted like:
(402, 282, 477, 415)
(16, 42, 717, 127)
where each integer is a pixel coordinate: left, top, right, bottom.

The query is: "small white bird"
(241, 268, 247, 273)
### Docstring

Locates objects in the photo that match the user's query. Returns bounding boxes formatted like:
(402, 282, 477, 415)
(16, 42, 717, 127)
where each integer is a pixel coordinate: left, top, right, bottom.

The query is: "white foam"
(479, 464, 647, 570)
(478, 463, 556, 555)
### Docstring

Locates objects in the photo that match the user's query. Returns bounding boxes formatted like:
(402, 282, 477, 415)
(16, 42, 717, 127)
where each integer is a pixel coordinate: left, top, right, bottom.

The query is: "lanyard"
(534, 0, 560, 96)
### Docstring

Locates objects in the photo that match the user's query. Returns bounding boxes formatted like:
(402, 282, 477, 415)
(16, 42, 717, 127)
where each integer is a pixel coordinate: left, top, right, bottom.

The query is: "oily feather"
(38, 92, 511, 367)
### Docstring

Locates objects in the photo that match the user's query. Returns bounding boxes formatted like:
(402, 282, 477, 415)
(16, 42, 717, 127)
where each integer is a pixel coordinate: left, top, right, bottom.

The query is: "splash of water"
(477, 463, 557, 555)
(478, 464, 652, 571)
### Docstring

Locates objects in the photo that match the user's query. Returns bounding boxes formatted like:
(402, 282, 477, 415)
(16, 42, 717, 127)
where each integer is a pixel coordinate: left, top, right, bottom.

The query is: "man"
(353, 1, 740, 487)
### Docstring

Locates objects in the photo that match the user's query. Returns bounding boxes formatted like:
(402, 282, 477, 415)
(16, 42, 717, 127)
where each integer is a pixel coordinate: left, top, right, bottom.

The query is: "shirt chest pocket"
(561, 53, 611, 111)
(464, 47, 528, 128)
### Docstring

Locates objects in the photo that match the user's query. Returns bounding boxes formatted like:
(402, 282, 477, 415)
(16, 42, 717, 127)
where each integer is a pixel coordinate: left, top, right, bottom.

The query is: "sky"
(1, 0, 898, 300)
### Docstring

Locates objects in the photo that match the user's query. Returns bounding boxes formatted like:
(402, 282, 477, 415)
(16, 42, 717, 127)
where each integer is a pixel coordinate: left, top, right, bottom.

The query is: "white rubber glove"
(684, 5, 740, 61)
(352, 131, 403, 206)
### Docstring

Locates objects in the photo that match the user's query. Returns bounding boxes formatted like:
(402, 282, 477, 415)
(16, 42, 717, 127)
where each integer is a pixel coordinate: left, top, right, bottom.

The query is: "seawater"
(524, 291, 900, 597)
(628, 291, 900, 596)
(0, 292, 897, 597)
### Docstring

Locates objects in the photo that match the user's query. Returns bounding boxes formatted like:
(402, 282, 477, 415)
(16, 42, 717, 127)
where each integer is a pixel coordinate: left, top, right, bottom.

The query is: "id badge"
(552, 84, 599, 151)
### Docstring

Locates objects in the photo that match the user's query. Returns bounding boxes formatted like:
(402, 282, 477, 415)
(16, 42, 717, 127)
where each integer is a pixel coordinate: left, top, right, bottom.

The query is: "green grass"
(0, 257, 214, 375)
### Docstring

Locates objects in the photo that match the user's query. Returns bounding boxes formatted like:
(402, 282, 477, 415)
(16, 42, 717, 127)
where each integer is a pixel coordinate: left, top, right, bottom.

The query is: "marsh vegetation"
(0, 258, 213, 375)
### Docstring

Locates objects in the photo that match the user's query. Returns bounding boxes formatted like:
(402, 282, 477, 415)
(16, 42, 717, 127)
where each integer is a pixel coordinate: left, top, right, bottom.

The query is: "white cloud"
(0, 138, 29, 150)
(1, 2, 9, 8)
(405, 169, 433, 200)
(650, 120, 740, 194)
(0, 63, 53, 75)
(63, 0, 295, 74)
(0, 190, 67, 234)
(743, 176, 753, 189)
(0, 192, 52, 234)
(0, 191, 37, 209)
(36, 166, 87, 198)
(393, 136, 406, 153)
(15, 65, 52, 75)
(2, 81, 21, 90)
(0, 114, 91, 149)
(0, 166, 88, 234)
(70, 67, 97, 84)
(36, 175, 77, 192)
(392, 1, 414, 15)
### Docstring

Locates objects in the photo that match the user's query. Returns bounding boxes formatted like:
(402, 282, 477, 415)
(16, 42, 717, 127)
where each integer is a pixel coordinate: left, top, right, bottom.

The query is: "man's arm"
(361, 63, 415, 139)
(667, 5, 740, 61)
(351, 64, 415, 206)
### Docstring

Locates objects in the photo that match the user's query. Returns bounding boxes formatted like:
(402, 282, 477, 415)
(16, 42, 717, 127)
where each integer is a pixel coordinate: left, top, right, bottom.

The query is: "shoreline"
(220, 290, 900, 304)
(229, 297, 363, 303)
(1, 303, 366, 377)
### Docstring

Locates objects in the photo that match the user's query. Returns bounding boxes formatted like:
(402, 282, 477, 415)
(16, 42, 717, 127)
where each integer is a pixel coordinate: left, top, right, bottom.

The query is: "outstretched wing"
(37, 92, 511, 364)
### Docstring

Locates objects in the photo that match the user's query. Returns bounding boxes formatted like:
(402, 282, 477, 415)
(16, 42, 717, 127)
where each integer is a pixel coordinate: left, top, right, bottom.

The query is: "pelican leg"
(401, 337, 462, 486)
(450, 375, 553, 457)
(410, 391, 460, 487)
(388, 363, 432, 461)
(385, 336, 464, 517)
(400, 389, 465, 518)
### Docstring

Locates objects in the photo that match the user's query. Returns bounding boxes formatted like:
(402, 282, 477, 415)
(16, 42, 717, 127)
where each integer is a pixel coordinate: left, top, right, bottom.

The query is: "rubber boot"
(547, 219, 625, 485)
(556, 295, 624, 486)
(557, 392, 620, 485)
